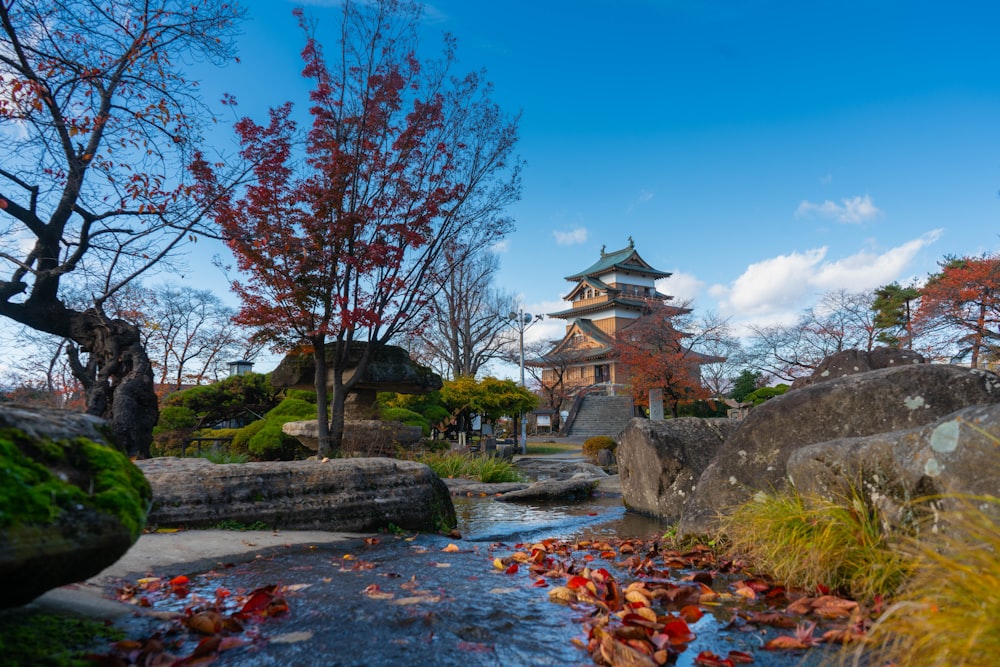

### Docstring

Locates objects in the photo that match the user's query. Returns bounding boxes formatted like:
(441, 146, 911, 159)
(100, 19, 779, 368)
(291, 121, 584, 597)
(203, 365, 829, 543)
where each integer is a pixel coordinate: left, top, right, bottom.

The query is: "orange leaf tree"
(613, 302, 723, 417)
(0, 0, 243, 456)
(192, 0, 521, 456)
(913, 254, 1000, 367)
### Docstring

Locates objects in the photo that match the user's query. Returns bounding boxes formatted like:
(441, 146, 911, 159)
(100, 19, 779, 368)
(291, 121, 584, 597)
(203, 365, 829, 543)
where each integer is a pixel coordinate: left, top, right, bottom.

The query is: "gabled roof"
(535, 319, 616, 363)
(565, 242, 671, 281)
(564, 276, 613, 301)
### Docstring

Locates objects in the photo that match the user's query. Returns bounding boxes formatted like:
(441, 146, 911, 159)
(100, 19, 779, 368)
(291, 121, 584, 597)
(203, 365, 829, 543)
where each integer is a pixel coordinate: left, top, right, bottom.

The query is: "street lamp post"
(509, 308, 533, 454)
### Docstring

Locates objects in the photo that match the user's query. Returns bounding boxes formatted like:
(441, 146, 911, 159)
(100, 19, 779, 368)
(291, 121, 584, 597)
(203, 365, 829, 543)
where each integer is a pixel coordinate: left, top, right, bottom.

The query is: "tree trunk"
(65, 308, 159, 458)
(312, 337, 331, 457)
(328, 370, 347, 456)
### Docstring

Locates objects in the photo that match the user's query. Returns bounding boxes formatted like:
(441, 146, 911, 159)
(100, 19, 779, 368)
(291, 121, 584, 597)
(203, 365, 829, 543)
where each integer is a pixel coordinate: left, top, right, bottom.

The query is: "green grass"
(416, 451, 523, 483)
(0, 610, 124, 666)
(198, 450, 250, 464)
(720, 484, 911, 602)
(526, 441, 581, 455)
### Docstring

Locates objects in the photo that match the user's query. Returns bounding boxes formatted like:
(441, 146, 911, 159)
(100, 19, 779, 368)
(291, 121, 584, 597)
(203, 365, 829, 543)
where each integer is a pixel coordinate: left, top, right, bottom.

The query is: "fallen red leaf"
(457, 641, 493, 653)
(694, 650, 735, 667)
(727, 649, 754, 663)
(238, 585, 279, 616)
(679, 605, 703, 622)
(764, 635, 809, 650)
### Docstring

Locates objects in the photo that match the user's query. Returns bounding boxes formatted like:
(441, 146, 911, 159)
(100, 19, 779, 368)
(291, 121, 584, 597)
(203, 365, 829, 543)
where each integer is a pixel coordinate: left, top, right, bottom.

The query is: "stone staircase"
(567, 394, 634, 439)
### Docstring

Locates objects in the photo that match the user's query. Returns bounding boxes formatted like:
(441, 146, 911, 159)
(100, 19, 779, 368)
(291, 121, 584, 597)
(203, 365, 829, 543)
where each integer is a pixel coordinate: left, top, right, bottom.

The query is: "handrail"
(559, 384, 629, 435)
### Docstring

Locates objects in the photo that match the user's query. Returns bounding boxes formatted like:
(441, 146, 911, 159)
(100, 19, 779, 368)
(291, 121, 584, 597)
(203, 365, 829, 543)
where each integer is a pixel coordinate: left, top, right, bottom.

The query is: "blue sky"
(190, 0, 1000, 371)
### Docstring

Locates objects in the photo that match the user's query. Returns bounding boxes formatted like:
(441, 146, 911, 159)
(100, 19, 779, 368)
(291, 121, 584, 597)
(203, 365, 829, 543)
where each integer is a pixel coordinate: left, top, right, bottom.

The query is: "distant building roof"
(564, 241, 671, 282)
(549, 295, 654, 319)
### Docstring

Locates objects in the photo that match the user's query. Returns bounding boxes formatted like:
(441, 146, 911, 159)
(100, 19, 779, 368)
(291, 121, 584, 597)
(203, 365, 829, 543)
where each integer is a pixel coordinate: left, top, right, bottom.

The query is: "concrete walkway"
(29, 529, 369, 620)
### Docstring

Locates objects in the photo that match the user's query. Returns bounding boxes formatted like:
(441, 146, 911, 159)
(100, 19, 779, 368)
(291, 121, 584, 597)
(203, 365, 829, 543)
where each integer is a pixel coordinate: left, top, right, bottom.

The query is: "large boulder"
(0, 405, 151, 608)
(787, 402, 1000, 531)
(618, 417, 739, 521)
(678, 364, 1000, 537)
(137, 457, 455, 533)
(791, 347, 925, 389)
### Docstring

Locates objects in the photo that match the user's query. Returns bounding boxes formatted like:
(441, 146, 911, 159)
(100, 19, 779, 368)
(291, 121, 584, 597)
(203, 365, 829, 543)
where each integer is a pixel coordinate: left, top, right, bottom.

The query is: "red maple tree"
(613, 302, 721, 418)
(914, 254, 1000, 367)
(192, 1, 520, 455)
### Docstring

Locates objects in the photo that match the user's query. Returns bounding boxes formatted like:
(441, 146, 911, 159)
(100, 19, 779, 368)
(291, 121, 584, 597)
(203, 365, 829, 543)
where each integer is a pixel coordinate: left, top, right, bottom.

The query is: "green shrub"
(284, 389, 316, 403)
(154, 405, 197, 433)
(266, 397, 316, 419)
(381, 406, 430, 436)
(231, 419, 265, 455)
(229, 395, 317, 460)
(416, 451, 522, 483)
(247, 419, 303, 460)
(582, 435, 617, 462)
(745, 384, 789, 405)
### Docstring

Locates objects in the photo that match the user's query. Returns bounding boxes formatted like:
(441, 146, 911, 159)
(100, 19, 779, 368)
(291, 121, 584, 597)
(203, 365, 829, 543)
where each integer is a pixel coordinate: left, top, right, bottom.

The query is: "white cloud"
(627, 189, 655, 213)
(711, 230, 942, 324)
(552, 227, 588, 245)
(717, 247, 829, 317)
(796, 194, 881, 223)
(657, 270, 704, 303)
(489, 238, 510, 253)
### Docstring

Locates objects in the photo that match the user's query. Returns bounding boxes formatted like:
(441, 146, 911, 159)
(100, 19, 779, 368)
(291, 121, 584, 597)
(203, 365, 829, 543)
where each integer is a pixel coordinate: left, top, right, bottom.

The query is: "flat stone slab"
(496, 478, 598, 503)
(443, 478, 530, 496)
(137, 457, 455, 533)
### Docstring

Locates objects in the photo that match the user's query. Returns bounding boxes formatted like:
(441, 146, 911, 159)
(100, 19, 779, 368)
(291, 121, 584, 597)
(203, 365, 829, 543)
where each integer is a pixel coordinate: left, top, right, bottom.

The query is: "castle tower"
(539, 238, 685, 392)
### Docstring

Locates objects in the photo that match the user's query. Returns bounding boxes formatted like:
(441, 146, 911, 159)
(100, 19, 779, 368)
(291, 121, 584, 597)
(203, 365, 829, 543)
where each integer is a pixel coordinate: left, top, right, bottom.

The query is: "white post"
(509, 308, 533, 455)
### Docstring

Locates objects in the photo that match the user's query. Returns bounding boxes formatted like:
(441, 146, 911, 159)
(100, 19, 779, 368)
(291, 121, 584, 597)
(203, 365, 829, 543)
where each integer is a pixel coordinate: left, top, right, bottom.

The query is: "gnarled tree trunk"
(64, 309, 158, 458)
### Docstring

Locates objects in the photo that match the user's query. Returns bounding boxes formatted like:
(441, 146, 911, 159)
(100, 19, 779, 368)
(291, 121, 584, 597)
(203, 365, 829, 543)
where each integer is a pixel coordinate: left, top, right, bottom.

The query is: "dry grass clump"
(582, 435, 616, 463)
(847, 496, 1000, 667)
(720, 484, 911, 602)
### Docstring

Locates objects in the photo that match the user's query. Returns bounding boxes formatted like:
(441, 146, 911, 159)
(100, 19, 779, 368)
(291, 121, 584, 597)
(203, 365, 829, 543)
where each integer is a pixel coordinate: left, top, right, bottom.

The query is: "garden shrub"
(231, 420, 265, 455)
(266, 397, 316, 418)
(232, 395, 317, 460)
(381, 406, 430, 436)
(582, 435, 617, 463)
(247, 420, 303, 460)
(284, 389, 316, 403)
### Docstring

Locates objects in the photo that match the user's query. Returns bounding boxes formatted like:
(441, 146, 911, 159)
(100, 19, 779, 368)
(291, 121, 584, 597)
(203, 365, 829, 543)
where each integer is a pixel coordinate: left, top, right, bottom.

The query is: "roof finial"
(600, 244, 606, 256)
(628, 236, 634, 248)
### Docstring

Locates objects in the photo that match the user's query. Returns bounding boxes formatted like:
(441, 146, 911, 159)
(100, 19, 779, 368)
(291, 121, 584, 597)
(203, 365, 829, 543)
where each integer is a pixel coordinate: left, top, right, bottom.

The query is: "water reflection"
(454, 493, 671, 543)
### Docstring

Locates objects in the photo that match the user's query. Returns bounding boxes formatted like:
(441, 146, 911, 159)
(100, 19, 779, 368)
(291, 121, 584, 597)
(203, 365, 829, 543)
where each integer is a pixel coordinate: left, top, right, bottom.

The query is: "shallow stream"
(108, 493, 832, 666)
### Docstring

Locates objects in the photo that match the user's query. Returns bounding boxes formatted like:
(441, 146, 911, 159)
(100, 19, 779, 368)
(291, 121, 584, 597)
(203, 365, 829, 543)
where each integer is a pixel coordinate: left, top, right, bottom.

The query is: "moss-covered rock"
(0, 405, 151, 608)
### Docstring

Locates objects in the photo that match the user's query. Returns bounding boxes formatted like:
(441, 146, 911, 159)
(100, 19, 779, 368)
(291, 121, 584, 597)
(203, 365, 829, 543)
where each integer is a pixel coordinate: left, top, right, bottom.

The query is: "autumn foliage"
(192, 0, 519, 455)
(613, 302, 712, 417)
(913, 254, 1000, 367)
